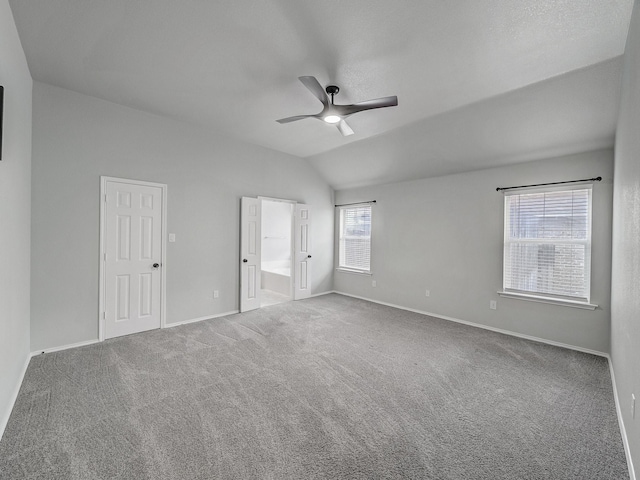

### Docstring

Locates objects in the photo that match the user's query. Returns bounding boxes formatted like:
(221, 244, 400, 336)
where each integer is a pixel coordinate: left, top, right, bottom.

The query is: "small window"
(502, 185, 593, 305)
(338, 205, 372, 273)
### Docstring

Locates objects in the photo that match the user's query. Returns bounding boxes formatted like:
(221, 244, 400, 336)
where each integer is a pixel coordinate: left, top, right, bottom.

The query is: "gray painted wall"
(31, 82, 334, 352)
(0, 0, 32, 436)
(612, 0, 640, 472)
(335, 150, 613, 354)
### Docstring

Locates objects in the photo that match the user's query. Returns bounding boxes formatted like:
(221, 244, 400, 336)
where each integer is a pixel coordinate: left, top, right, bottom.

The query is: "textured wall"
(31, 82, 334, 351)
(612, 0, 640, 474)
(335, 150, 614, 354)
(0, 0, 32, 437)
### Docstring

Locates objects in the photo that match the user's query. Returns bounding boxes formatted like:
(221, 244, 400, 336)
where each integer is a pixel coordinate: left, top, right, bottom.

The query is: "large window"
(338, 205, 372, 273)
(502, 185, 594, 307)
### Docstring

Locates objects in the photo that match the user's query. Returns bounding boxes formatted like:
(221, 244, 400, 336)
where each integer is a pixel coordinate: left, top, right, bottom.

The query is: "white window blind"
(339, 205, 371, 272)
(503, 186, 592, 303)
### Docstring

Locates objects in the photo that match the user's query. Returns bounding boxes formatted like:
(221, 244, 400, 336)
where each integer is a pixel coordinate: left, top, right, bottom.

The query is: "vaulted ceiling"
(9, 0, 634, 189)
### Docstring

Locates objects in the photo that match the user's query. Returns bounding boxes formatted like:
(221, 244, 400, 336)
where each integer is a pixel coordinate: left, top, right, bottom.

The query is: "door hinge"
(103, 312, 106, 319)
(103, 253, 107, 261)
(104, 194, 108, 203)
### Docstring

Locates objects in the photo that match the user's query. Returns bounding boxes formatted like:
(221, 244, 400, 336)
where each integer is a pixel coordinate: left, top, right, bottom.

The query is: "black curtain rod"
(496, 177, 601, 192)
(335, 200, 377, 207)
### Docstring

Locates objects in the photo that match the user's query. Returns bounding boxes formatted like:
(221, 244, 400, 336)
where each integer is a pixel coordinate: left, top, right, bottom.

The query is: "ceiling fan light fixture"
(324, 115, 341, 124)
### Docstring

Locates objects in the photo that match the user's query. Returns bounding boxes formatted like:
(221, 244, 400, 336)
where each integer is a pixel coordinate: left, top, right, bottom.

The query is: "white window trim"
(337, 203, 372, 274)
(497, 290, 597, 310)
(502, 184, 594, 307)
(336, 267, 373, 276)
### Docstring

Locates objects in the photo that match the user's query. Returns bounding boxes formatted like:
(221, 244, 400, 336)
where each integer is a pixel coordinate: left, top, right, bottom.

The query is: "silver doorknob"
(152, 263, 160, 268)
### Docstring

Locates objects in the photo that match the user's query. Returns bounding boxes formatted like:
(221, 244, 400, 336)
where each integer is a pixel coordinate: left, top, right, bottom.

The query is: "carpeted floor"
(0, 294, 629, 479)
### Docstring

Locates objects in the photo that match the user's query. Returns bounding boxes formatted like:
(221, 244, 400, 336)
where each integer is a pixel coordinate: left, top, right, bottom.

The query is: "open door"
(240, 197, 261, 312)
(294, 203, 312, 300)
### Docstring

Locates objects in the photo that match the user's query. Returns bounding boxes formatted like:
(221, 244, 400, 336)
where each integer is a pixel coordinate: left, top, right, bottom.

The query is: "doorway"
(240, 197, 311, 312)
(260, 199, 293, 307)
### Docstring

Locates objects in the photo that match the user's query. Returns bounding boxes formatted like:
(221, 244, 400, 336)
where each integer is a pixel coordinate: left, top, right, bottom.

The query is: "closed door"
(103, 180, 164, 339)
(294, 203, 311, 300)
(240, 196, 261, 312)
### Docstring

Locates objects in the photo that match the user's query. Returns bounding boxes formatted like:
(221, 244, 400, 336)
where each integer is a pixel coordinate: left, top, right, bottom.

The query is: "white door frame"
(242, 196, 311, 307)
(98, 176, 168, 341)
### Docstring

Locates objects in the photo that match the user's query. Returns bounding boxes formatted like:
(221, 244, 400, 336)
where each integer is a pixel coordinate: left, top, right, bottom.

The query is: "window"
(338, 205, 372, 273)
(501, 185, 595, 308)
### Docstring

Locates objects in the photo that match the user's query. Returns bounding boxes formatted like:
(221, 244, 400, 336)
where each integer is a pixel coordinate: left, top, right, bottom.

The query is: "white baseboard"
(165, 310, 240, 328)
(0, 350, 33, 441)
(333, 291, 608, 358)
(608, 356, 637, 480)
(31, 338, 101, 356)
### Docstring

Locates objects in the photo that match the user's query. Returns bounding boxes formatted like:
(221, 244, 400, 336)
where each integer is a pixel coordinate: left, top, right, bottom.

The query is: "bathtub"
(262, 263, 291, 296)
(265, 266, 290, 276)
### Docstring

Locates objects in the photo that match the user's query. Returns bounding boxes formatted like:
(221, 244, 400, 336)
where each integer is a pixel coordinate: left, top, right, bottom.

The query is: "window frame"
(498, 183, 597, 310)
(336, 204, 372, 275)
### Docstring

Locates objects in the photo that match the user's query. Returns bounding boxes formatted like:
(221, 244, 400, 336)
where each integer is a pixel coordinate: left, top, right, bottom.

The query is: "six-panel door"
(104, 181, 163, 338)
(240, 196, 262, 312)
(294, 204, 311, 300)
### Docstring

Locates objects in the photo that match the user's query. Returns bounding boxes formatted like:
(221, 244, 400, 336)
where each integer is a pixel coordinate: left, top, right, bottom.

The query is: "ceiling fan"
(276, 76, 398, 136)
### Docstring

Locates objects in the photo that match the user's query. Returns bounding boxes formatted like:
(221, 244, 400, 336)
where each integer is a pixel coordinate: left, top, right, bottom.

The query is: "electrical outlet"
(168, 233, 176, 243)
(632, 394, 636, 419)
(490, 300, 497, 310)
(425, 289, 430, 297)
(372, 280, 377, 287)
(213, 290, 219, 299)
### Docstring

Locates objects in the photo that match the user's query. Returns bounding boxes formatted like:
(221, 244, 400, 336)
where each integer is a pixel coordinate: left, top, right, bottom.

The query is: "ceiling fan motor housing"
(325, 85, 340, 96)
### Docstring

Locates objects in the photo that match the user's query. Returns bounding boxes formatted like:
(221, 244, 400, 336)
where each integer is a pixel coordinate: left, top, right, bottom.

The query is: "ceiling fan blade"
(336, 96, 398, 116)
(298, 76, 329, 107)
(336, 119, 354, 136)
(276, 114, 315, 124)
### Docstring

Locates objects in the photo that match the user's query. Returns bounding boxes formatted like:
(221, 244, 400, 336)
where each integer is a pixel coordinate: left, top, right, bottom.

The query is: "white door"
(103, 180, 164, 339)
(240, 197, 261, 312)
(294, 203, 312, 300)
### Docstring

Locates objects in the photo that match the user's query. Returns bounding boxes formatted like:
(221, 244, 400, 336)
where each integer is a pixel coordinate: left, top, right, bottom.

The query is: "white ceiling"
(8, 0, 634, 188)
(310, 57, 624, 189)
